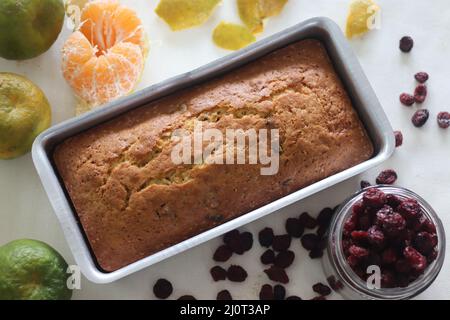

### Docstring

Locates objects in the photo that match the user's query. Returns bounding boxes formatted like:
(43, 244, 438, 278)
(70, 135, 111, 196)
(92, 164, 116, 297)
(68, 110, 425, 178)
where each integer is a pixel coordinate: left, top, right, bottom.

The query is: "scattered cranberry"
(376, 169, 398, 185)
(317, 207, 334, 228)
(273, 285, 286, 300)
(274, 250, 295, 269)
(437, 111, 450, 129)
(360, 180, 371, 189)
(227, 265, 248, 282)
(285, 217, 304, 238)
(153, 279, 173, 299)
(210, 266, 227, 281)
(400, 93, 415, 106)
(414, 84, 427, 103)
(259, 284, 274, 300)
(301, 234, 319, 251)
(213, 245, 233, 262)
(415, 72, 429, 83)
(258, 227, 274, 247)
(272, 234, 291, 252)
(312, 283, 332, 296)
(412, 109, 429, 127)
(217, 290, 233, 300)
(363, 188, 387, 208)
(394, 131, 403, 147)
(310, 295, 327, 300)
(286, 295, 302, 300)
(260, 249, 275, 265)
(264, 266, 289, 284)
(178, 295, 196, 300)
(399, 36, 414, 52)
(309, 248, 324, 259)
(299, 212, 317, 229)
(327, 275, 344, 291)
(224, 230, 244, 254)
(240, 232, 253, 252)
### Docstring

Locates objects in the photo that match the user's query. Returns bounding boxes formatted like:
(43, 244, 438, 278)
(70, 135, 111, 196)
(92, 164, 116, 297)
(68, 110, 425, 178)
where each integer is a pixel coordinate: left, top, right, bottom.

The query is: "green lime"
(0, 72, 52, 159)
(0, 0, 65, 60)
(0, 239, 73, 300)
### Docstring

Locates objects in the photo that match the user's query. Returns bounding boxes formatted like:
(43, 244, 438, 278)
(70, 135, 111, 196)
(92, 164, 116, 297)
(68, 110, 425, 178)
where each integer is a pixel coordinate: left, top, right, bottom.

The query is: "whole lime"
(0, 73, 52, 159)
(0, 239, 73, 300)
(0, 0, 65, 60)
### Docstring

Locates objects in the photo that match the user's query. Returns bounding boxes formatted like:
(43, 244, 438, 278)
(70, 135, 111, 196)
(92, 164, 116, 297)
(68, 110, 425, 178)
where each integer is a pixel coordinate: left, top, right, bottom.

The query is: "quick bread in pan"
(53, 39, 374, 272)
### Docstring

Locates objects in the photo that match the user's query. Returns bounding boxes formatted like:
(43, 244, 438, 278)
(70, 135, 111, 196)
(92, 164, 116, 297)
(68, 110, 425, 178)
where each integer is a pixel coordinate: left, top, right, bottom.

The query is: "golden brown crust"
(54, 39, 374, 272)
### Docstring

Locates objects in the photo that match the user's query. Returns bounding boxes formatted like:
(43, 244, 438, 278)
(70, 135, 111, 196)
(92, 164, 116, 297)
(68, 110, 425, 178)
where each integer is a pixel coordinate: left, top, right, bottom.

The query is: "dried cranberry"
(224, 230, 244, 254)
(357, 211, 372, 231)
(352, 199, 366, 215)
(404, 246, 427, 272)
(421, 218, 437, 233)
(312, 283, 332, 296)
(210, 266, 227, 281)
(381, 247, 398, 265)
(317, 207, 334, 228)
(309, 248, 324, 259)
(347, 255, 360, 268)
(399, 93, 415, 106)
(351, 230, 369, 242)
(240, 232, 253, 252)
(264, 266, 289, 284)
(386, 194, 402, 208)
(260, 249, 275, 265)
(327, 275, 344, 291)
(286, 295, 302, 300)
(397, 199, 421, 221)
(316, 225, 329, 238)
(272, 234, 291, 252)
(376, 169, 398, 185)
(414, 84, 427, 103)
(259, 284, 274, 300)
(412, 109, 429, 127)
(414, 232, 436, 255)
(258, 227, 274, 247)
(213, 245, 233, 262)
(360, 180, 371, 189)
(399, 36, 414, 52)
(381, 271, 396, 288)
(437, 111, 450, 129)
(427, 249, 438, 264)
(227, 265, 248, 282)
(415, 72, 429, 83)
(301, 234, 319, 251)
(273, 285, 286, 300)
(217, 290, 232, 300)
(178, 295, 196, 300)
(379, 212, 406, 237)
(367, 225, 386, 248)
(363, 188, 387, 208)
(285, 217, 304, 238)
(299, 212, 317, 229)
(153, 279, 173, 299)
(394, 131, 403, 147)
(348, 245, 369, 258)
(274, 250, 295, 269)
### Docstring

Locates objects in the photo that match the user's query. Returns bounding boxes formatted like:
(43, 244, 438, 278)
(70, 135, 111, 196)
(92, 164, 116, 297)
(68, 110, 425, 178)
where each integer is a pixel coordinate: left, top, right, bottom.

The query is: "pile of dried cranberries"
(342, 188, 438, 288)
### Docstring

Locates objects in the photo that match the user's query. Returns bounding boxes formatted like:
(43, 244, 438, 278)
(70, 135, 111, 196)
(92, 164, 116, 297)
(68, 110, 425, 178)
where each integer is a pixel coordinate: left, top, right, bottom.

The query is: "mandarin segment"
(61, 0, 148, 112)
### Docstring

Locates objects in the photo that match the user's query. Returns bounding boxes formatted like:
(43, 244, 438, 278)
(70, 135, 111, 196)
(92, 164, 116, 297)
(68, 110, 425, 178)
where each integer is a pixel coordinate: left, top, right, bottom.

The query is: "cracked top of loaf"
(54, 39, 374, 272)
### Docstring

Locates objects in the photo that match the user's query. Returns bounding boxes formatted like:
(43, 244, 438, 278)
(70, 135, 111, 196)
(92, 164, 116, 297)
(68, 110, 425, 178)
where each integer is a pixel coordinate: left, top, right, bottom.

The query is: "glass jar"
(322, 185, 446, 300)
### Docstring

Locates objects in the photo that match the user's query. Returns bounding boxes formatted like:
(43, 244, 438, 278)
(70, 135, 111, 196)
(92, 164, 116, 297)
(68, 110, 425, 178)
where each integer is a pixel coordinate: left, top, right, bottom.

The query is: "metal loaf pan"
(32, 17, 395, 283)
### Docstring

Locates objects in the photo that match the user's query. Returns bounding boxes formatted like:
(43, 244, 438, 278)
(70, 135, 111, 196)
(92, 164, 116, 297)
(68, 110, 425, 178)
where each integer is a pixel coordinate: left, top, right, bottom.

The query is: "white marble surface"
(0, 0, 449, 300)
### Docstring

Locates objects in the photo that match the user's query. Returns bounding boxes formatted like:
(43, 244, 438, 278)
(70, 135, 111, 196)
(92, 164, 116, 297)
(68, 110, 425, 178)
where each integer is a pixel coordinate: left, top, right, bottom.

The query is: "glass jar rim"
(327, 185, 446, 300)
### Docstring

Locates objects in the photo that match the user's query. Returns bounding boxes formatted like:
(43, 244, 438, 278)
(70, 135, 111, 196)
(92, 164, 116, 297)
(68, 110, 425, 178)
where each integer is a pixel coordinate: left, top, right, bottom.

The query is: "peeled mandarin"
(213, 22, 256, 51)
(346, 0, 380, 38)
(155, 0, 221, 31)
